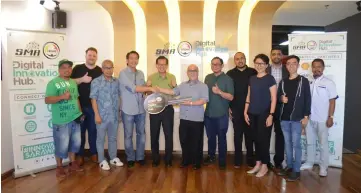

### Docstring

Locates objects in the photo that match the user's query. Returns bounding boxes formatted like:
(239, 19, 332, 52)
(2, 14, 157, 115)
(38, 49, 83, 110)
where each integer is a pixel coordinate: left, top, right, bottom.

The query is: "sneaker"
(56, 166, 66, 178)
(69, 161, 84, 172)
(99, 160, 111, 171)
(319, 167, 328, 177)
(203, 156, 216, 166)
(300, 163, 313, 171)
(137, 160, 146, 166)
(287, 172, 300, 181)
(128, 161, 135, 168)
(110, 158, 124, 167)
(277, 167, 292, 176)
(219, 164, 226, 170)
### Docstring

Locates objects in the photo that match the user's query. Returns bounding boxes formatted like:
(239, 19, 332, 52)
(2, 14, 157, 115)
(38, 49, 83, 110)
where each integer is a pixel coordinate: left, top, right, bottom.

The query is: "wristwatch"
(269, 113, 274, 116)
(328, 115, 334, 119)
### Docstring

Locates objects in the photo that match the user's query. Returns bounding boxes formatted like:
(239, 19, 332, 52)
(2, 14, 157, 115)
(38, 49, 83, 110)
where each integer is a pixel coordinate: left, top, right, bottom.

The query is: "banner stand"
(289, 32, 347, 168)
(4, 29, 67, 178)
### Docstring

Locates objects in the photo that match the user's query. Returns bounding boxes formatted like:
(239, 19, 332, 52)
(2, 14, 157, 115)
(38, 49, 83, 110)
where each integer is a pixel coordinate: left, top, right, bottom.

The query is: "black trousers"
(179, 119, 204, 166)
(232, 110, 254, 165)
(273, 117, 284, 167)
(249, 112, 272, 164)
(150, 106, 174, 164)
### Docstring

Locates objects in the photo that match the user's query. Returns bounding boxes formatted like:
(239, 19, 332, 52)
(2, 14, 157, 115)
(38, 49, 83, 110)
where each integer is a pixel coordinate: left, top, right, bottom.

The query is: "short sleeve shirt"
(90, 75, 120, 122)
(248, 74, 276, 114)
(204, 72, 234, 118)
(173, 80, 209, 122)
(148, 72, 176, 89)
(45, 77, 82, 125)
(310, 75, 338, 122)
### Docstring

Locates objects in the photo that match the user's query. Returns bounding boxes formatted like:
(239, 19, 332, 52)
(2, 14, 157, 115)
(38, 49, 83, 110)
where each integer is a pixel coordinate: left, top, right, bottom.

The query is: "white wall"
(0, 0, 114, 174)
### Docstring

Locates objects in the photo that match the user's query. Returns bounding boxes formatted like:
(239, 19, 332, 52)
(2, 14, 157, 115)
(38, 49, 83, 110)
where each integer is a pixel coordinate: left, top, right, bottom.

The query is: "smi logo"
(15, 42, 41, 57)
(43, 42, 60, 59)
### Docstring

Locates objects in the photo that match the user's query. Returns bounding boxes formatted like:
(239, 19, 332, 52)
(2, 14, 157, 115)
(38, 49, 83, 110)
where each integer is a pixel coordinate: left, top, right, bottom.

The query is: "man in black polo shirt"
(227, 52, 257, 168)
(71, 47, 103, 165)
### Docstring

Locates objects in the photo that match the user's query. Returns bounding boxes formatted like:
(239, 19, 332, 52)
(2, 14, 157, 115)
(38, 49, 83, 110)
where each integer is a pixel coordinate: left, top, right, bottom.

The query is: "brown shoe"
(91, 154, 98, 163)
(69, 162, 84, 172)
(56, 166, 66, 178)
(77, 156, 84, 166)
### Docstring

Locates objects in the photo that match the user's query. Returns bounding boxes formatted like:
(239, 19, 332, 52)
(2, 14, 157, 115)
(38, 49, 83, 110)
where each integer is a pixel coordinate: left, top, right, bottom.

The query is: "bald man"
(90, 60, 123, 170)
(156, 64, 209, 170)
(227, 52, 257, 168)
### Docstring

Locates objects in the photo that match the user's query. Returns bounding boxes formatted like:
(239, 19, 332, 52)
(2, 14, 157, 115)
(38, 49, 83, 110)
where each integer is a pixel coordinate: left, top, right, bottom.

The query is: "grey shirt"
(118, 67, 146, 115)
(173, 80, 209, 122)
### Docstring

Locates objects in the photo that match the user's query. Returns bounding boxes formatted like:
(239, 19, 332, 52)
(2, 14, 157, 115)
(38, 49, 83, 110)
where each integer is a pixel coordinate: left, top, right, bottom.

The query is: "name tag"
(318, 85, 326, 88)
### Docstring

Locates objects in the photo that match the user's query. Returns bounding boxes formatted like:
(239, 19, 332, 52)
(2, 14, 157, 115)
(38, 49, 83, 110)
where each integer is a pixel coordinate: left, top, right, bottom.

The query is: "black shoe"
(247, 160, 255, 168)
(275, 164, 283, 170)
(152, 161, 159, 167)
(267, 162, 275, 170)
(286, 172, 300, 182)
(219, 164, 226, 170)
(137, 160, 146, 166)
(180, 163, 189, 168)
(203, 156, 216, 166)
(193, 164, 201, 170)
(277, 167, 292, 176)
(128, 161, 135, 168)
(165, 162, 172, 167)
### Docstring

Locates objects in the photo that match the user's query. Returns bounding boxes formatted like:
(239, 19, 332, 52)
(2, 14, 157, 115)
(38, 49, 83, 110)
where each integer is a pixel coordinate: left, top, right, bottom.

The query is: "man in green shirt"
(45, 59, 85, 178)
(204, 57, 234, 169)
(146, 56, 177, 167)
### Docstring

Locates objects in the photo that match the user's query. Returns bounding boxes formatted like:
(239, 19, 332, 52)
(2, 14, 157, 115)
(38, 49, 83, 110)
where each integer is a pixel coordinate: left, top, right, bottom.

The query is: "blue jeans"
(96, 119, 119, 163)
(121, 111, 146, 161)
(204, 115, 229, 165)
(77, 107, 97, 156)
(281, 121, 302, 172)
(53, 121, 81, 159)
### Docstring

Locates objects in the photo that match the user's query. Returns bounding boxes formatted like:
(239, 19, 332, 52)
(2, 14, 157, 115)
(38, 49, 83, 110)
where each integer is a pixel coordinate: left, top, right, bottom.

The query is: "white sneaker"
(300, 163, 313, 171)
(99, 160, 110, 171)
(110, 157, 124, 167)
(319, 167, 328, 177)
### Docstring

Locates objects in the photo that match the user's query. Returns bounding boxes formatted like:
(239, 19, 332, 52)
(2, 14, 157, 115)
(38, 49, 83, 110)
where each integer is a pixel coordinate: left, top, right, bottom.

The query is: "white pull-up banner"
(4, 29, 66, 178)
(289, 32, 347, 168)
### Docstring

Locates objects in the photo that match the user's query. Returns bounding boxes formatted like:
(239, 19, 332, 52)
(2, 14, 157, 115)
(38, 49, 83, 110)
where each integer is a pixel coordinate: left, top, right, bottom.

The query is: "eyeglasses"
(254, 62, 267, 66)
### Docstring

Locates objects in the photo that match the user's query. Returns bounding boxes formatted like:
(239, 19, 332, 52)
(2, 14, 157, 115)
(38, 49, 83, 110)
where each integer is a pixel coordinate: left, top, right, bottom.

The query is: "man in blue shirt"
(90, 60, 123, 170)
(118, 51, 156, 168)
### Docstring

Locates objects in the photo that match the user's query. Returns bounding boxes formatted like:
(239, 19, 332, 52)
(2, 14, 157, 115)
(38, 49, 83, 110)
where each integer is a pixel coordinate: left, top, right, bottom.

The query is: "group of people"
(45, 47, 337, 182)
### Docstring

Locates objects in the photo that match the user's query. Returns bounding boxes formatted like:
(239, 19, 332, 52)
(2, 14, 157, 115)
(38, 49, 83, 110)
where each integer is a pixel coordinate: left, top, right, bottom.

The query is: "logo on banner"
(177, 41, 192, 57)
(24, 103, 36, 115)
(22, 142, 55, 160)
(48, 119, 52, 129)
(15, 42, 40, 57)
(307, 41, 317, 50)
(25, 120, 37, 133)
(43, 42, 60, 59)
(292, 41, 306, 50)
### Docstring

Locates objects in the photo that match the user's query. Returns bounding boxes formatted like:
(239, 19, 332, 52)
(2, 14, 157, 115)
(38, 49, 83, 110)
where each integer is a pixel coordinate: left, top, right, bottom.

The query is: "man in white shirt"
(300, 58, 337, 177)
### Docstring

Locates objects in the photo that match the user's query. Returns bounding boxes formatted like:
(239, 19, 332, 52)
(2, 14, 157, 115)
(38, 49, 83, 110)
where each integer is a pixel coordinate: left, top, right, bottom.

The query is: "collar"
(234, 66, 248, 72)
(157, 72, 168, 80)
(213, 71, 225, 77)
(314, 74, 324, 81)
(126, 66, 137, 74)
(271, 63, 282, 69)
(187, 79, 200, 85)
(100, 74, 115, 82)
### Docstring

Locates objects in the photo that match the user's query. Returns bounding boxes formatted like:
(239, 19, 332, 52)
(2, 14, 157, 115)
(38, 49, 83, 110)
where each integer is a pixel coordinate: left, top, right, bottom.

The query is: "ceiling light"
(279, 41, 289, 46)
(291, 31, 325, 34)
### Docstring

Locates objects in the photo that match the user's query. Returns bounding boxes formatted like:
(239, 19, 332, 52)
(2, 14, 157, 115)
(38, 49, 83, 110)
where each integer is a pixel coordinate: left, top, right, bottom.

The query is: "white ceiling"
(273, 1, 360, 26)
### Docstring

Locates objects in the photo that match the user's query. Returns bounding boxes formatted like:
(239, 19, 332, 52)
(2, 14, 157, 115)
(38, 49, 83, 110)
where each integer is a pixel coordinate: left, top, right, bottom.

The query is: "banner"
(5, 29, 66, 177)
(288, 32, 347, 168)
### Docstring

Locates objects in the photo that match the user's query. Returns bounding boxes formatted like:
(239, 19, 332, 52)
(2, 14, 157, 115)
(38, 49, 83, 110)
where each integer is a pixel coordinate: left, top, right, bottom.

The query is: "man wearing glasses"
(204, 57, 234, 170)
(146, 56, 177, 167)
(90, 60, 123, 170)
(155, 64, 208, 170)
